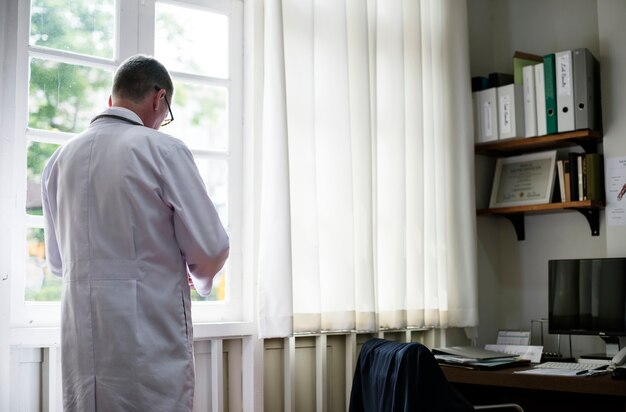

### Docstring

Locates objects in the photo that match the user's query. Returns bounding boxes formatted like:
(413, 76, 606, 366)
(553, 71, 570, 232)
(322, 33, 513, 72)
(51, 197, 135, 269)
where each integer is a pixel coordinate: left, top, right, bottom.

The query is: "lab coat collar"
(90, 107, 144, 127)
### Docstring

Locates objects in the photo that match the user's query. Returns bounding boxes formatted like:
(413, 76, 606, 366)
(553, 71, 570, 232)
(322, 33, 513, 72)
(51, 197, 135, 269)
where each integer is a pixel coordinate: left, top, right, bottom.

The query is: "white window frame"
(6, 0, 249, 330)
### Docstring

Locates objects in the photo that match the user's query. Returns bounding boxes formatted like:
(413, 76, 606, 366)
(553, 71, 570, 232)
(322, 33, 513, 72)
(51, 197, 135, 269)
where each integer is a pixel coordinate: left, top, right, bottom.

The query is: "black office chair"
(349, 338, 523, 412)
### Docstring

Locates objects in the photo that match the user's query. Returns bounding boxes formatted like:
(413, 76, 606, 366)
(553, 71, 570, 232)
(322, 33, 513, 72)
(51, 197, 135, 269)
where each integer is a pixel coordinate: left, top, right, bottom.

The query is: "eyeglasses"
(155, 86, 174, 126)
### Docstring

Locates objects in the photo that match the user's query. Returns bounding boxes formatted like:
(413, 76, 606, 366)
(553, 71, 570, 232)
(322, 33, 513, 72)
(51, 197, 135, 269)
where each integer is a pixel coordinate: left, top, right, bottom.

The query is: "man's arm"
(41, 157, 63, 277)
(162, 144, 230, 296)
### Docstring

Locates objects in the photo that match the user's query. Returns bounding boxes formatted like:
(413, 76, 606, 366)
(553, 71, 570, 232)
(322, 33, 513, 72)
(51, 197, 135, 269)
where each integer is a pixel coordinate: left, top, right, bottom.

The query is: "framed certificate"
(489, 150, 557, 208)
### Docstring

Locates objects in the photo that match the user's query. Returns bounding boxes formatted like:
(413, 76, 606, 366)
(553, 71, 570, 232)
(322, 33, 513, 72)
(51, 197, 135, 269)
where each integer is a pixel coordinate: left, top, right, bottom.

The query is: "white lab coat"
(42, 107, 229, 412)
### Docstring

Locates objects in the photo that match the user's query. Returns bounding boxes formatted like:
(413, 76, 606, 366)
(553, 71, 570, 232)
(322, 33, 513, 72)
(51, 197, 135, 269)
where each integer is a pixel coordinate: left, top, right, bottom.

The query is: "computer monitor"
(548, 258, 626, 359)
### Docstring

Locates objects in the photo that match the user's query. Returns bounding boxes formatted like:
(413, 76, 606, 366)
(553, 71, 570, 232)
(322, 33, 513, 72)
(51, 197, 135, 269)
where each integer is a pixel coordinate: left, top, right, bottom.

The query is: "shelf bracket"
(574, 208, 600, 236)
(504, 214, 525, 241)
(570, 138, 598, 154)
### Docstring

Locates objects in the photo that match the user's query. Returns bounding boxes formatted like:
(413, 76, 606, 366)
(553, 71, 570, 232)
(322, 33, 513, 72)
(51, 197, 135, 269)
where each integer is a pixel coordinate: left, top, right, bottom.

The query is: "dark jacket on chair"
(349, 338, 473, 412)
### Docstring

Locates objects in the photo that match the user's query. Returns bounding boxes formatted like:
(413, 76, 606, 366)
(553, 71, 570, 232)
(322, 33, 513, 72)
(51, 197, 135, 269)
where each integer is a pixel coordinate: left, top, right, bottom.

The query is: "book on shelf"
(578, 155, 584, 201)
(568, 152, 580, 201)
(552, 167, 562, 203)
(585, 153, 605, 201)
(563, 160, 571, 202)
(556, 160, 566, 202)
(558, 153, 604, 203)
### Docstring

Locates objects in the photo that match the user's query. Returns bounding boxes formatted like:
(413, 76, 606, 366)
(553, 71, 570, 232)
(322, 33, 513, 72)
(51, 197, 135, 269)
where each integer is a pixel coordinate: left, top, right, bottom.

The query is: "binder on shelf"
(544, 54, 558, 134)
(497, 84, 524, 139)
(477, 88, 498, 142)
(556, 50, 575, 132)
(472, 76, 489, 92)
(488, 72, 514, 88)
(573, 48, 602, 131)
(473, 92, 481, 143)
(523, 65, 537, 137)
(513, 51, 543, 85)
(535, 63, 547, 136)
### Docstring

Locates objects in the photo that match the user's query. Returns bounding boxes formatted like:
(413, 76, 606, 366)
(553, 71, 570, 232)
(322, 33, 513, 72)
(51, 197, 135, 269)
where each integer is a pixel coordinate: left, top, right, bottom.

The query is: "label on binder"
(558, 53, 571, 96)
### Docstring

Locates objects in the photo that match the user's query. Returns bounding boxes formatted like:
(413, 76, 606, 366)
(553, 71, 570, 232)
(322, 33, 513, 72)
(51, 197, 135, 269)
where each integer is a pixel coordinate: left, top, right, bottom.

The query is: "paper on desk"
(485, 344, 543, 363)
(514, 368, 580, 376)
(496, 330, 531, 346)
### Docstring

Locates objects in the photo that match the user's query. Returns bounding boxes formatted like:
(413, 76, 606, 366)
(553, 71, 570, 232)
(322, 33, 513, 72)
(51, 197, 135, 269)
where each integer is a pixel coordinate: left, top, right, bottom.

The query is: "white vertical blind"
(258, 0, 478, 338)
(257, 0, 294, 337)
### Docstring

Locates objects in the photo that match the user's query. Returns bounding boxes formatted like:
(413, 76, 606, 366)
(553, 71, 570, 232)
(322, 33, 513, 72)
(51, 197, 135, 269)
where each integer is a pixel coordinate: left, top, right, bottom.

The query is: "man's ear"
(153, 88, 165, 111)
(108, 95, 113, 107)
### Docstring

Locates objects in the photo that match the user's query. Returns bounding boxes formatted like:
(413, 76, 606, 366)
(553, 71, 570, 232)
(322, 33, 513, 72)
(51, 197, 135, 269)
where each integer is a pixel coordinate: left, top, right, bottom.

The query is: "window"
(153, 1, 243, 306)
(11, 0, 244, 327)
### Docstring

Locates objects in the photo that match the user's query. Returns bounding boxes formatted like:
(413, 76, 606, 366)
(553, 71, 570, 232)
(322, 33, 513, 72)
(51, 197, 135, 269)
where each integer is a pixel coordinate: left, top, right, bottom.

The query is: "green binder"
(513, 51, 542, 84)
(544, 54, 558, 134)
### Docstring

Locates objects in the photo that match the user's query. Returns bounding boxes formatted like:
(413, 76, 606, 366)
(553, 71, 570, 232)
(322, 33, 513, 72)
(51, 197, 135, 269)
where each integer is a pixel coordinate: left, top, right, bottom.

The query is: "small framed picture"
(489, 150, 557, 208)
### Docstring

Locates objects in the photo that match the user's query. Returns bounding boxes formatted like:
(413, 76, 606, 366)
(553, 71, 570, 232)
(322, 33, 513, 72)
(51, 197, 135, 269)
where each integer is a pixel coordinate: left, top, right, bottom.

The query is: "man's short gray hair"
(112, 55, 174, 103)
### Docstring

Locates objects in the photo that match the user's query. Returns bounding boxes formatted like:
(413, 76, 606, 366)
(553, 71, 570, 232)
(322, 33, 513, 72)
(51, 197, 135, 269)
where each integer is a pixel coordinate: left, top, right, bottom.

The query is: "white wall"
(0, 0, 16, 409)
(599, 0, 626, 257)
(470, 0, 626, 358)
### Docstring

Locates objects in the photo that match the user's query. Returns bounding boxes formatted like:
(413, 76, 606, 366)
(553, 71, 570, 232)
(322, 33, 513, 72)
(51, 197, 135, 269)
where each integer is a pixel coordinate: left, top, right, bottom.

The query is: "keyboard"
(535, 361, 607, 371)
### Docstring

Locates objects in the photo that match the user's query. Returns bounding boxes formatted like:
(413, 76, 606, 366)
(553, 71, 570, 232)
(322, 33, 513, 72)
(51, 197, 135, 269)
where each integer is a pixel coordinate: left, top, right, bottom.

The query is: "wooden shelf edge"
(477, 200, 605, 216)
(477, 201, 604, 240)
(475, 130, 603, 155)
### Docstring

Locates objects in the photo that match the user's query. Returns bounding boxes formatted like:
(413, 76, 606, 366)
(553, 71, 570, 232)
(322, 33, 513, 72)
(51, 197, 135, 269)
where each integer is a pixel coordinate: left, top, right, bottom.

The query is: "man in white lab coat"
(42, 54, 229, 412)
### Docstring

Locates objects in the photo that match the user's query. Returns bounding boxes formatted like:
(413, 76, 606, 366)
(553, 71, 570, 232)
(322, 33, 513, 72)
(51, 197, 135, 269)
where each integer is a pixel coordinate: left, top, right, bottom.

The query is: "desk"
(442, 365, 626, 411)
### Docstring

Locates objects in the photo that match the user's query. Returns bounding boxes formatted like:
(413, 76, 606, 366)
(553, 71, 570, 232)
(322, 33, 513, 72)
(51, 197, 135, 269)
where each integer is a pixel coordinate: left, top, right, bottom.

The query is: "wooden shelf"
(475, 129, 603, 156)
(477, 199, 604, 215)
(477, 200, 604, 240)
(475, 130, 605, 240)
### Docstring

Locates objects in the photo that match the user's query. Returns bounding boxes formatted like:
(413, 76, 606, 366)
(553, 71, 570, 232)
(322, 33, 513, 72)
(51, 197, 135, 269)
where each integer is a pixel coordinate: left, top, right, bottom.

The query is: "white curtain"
(258, 0, 478, 338)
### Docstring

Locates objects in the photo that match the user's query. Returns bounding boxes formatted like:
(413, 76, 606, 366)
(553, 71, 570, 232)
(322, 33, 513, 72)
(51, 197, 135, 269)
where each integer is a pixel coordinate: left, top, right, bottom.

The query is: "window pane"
(192, 158, 228, 303)
(155, 3, 229, 78)
(29, 58, 111, 133)
(30, 0, 116, 59)
(195, 158, 228, 226)
(26, 141, 60, 215)
(166, 81, 228, 152)
(25, 228, 61, 302)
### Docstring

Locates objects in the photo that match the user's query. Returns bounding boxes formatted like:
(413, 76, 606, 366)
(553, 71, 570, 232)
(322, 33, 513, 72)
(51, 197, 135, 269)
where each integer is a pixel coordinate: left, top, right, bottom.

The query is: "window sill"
(10, 321, 256, 347)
